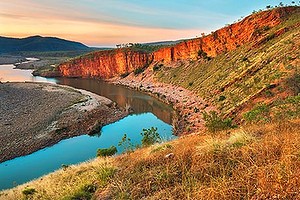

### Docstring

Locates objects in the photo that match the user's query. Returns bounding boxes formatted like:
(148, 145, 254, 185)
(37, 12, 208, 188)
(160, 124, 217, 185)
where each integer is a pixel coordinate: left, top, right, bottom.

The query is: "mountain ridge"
(0, 35, 89, 53)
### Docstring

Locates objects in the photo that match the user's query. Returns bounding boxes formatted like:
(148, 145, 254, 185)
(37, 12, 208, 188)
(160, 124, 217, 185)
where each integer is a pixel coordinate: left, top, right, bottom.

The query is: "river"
(0, 61, 175, 190)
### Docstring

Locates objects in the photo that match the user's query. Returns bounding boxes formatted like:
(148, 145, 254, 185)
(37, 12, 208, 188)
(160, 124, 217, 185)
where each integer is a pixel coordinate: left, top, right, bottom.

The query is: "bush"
(219, 95, 226, 101)
(286, 73, 300, 95)
(202, 111, 234, 132)
(141, 127, 161, 147)
(65, 184, 97, 200)
(153, 64, 163, 71)
(243, 103, 271, 123)
(266, 33, 275, 41)
(96, 146, 117, 157)
(118, 134, 136, 152)
(22, 188, 36, 197)
(134, 68, 144, 75)
(242, 57, 248, 62)
(98, 167, 116, 186)
(198, 50, 211, 60)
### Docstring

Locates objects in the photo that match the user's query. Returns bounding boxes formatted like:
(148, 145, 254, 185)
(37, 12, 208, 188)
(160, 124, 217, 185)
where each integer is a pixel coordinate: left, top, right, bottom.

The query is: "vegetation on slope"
(155, 7, 300, 119)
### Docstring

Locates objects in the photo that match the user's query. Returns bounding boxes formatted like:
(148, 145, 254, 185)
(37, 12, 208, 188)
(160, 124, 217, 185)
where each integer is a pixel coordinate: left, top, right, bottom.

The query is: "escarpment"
(58, 50, 151, 79)
(56, 7, 299, 79)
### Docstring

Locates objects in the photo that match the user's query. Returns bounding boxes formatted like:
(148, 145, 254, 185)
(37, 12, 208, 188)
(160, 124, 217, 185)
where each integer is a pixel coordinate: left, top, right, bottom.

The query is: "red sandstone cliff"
(59, 49, 151, 78)
(57, 7, 299, 79)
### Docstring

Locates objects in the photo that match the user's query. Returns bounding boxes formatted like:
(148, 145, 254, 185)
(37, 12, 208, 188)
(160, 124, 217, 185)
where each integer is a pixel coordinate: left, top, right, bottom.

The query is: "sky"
(0, 0, 297, 47)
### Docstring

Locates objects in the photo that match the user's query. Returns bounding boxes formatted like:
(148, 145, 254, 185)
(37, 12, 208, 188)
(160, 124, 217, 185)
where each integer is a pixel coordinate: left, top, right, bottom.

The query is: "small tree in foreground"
(118, 134, 136, 152)
(202, 111, 235, 133)
(97, 146, 117, 157)
(141, 127, 161, 147)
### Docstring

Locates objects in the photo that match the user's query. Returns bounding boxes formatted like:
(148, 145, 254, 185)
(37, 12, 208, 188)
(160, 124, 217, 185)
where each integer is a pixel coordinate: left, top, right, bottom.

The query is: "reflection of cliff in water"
(57, 78, 173, 124)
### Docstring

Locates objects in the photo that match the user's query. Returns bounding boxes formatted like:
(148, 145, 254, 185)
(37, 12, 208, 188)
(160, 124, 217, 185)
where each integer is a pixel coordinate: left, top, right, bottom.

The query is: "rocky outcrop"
(58, 49, 151, 78)
(57, 7, 299, 79)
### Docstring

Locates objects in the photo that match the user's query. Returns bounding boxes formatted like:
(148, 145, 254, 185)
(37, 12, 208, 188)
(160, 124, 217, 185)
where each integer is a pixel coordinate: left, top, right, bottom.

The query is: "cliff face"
(57, 7, 299, 79)
(58, 49, 151, 78)
(153, 6, 297, 62)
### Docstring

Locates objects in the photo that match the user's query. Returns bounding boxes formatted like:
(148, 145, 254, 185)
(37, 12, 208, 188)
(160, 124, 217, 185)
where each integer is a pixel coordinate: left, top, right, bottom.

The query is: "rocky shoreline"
(110, 69, 216, 135)
(0, 82, 126, 163)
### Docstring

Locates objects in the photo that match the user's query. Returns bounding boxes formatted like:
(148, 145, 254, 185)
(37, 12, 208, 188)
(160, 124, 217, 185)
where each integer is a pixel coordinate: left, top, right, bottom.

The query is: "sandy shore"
(110, 68, 216, 135)
(0, 82, 125, 163)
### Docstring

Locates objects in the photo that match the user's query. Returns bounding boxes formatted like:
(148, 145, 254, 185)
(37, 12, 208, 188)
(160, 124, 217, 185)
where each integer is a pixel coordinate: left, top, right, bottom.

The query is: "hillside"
(54, 6, 299, 120)
(0, 35, 89, 54)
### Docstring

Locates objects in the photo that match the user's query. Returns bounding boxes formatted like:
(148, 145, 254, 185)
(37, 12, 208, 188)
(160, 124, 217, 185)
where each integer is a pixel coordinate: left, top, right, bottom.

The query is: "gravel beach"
(0, 82, 125, 162)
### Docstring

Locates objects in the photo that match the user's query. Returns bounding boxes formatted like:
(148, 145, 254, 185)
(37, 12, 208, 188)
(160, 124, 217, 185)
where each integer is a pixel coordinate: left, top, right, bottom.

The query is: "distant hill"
(0, 35, 89, 53)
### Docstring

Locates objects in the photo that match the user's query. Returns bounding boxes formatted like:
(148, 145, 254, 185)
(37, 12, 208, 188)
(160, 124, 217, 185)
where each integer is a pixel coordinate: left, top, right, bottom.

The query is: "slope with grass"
(155, 6, 300, 118)
(1, 120, 300, 199)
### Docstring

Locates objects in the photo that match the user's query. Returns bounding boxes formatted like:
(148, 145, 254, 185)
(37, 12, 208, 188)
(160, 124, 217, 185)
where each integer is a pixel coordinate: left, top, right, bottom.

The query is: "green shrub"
(22, 188, 36, 198)
(98, 167, 116, 186)
(194, 107, 200, 113)
(153, 64, 163, 71)
(266, 33, 275, 41)
(219, 95, 226, 101)
(188, 82, 194, 86)
(198, 50, 211, 60)
(286, 73, 300, 95)
(141, 127, 161, 147)
(118, 134, 136, 152)
(134, 68, 144, 75)
(242, 57, 248, 62)
(64, 184, 97, 200)
(96, 146, 117, 157)
(61, 164, 69, 170)
(202, 111, 234, 132)
(151, 144, 173, 153)
(243, 103, 271, 123)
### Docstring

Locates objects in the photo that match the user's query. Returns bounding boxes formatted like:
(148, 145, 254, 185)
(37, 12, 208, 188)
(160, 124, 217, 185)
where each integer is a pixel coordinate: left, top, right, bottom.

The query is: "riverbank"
(2, 120, 300, 199)
(110, 69, 216, 135)
(0, 82, 125, 162)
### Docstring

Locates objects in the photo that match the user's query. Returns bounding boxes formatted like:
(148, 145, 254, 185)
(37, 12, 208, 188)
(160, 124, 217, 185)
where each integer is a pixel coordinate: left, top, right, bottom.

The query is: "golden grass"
(0, 158, 114, 200)
(1, 121, 300, 199)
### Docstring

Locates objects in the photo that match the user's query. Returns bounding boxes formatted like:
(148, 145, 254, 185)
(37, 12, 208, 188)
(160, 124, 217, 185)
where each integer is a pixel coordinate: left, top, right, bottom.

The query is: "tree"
(118, 134, 135, 152)
(141, 127, 161, 147)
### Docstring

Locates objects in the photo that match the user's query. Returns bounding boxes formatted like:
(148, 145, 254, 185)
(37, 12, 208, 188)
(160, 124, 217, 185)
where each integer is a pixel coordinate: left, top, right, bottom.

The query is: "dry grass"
(1, 121, 300, 199)
(0, 158, 115, 200)
(108, 121, 300, 199)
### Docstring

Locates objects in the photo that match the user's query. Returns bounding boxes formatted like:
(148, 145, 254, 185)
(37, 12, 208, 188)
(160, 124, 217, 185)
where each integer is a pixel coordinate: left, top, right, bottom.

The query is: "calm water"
(0, 62, 174, 190)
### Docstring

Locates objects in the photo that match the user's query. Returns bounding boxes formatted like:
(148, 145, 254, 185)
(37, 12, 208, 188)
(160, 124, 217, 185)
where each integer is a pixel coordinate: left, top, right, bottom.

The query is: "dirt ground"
(0, 82, 125, 162)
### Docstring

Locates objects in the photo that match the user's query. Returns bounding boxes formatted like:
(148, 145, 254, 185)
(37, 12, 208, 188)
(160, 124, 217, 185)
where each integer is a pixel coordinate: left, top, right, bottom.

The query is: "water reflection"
(0, 64, 57, 83)
(57, 78, 174, 124)
(0, 64, 173, 124)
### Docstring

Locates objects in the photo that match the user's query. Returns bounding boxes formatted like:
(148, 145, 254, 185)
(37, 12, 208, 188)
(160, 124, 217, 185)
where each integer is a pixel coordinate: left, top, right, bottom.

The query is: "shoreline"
(109, 69, 216, 135)
(0, 82, 126, 163)
(38, 68, 215, 136)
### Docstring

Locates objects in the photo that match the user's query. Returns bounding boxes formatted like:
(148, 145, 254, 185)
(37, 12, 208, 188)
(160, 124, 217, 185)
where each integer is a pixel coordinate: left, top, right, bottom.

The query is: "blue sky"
(0, 0, 297, 46)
